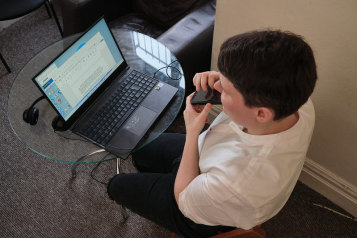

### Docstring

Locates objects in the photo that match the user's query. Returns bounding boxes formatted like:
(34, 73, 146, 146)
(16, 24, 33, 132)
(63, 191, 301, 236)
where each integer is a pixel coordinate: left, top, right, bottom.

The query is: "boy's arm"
(174, 93, 212, 204)
(174, 133, 200, 204)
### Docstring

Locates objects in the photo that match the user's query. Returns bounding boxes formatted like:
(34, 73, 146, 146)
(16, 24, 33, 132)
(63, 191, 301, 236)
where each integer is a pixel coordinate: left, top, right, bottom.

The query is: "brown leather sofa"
(60, 0, 216, 96)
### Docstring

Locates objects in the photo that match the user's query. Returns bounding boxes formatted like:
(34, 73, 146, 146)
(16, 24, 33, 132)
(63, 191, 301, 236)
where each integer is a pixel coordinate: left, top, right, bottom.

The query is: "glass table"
(7, 29, 185, 164)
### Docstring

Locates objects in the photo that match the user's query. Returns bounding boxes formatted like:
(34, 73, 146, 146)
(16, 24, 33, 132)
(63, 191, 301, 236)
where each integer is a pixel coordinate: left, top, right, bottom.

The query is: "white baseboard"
(299, 158, 357, 217)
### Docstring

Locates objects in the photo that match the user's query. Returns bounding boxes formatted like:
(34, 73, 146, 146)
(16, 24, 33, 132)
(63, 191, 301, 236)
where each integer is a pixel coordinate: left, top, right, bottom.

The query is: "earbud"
(23, 96, 69, 131)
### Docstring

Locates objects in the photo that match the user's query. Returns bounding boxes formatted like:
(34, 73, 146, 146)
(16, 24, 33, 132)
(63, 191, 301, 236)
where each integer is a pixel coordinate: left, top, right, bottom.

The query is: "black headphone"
(23, 96, 69, 131)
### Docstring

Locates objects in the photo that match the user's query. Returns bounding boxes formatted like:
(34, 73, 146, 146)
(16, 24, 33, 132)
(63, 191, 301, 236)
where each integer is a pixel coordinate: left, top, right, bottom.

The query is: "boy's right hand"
(193, 71, 220, 92)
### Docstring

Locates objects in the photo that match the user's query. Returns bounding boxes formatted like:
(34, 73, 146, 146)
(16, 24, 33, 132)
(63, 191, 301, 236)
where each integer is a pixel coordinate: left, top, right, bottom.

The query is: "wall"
(211, 0, 357, 216)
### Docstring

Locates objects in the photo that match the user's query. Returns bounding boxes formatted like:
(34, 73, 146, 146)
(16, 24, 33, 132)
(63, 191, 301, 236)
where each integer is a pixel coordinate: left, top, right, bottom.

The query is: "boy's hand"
(193, 71, 220, 92)
(184, 93, 212, 137)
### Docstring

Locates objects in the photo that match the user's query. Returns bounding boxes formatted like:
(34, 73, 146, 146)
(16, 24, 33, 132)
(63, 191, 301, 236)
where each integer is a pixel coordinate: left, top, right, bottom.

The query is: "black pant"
(107, 133, 235, 238)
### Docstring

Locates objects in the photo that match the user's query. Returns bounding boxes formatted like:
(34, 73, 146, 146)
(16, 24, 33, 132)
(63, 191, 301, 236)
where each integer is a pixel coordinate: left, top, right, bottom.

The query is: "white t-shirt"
(178, 98, 315, 229)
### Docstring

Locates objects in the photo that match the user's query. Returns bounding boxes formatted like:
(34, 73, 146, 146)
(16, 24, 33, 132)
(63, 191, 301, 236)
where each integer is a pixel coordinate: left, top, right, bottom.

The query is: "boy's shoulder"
(238, 98, 315, 207)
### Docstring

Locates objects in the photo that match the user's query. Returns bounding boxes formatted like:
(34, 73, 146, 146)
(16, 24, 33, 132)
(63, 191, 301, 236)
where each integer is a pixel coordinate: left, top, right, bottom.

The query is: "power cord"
(295, 195, 357, 222)
(91, 156, 122, 185)
(55, 130, 124, 185)
(312, 204, 357, 222)
(153, 60, 182, 80)
(70, 149, 112, 185)
(90, 161, 108, 185)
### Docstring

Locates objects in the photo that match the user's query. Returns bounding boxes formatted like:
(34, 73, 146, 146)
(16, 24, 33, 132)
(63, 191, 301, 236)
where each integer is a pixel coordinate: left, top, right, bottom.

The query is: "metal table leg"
(0, 53, 11, 73)
(47, 0, 63, 38)
(119, 205, 129, 219)
(116, 158, 129, 219)
(44, 1, 52, 18)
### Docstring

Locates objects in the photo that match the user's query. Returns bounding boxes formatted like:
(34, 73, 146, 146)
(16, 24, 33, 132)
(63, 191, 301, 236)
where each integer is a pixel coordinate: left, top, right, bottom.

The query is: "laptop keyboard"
(79, 70, 158, 145)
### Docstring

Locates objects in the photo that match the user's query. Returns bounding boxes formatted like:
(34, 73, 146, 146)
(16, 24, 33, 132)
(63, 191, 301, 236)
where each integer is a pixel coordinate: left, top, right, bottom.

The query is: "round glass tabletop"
(7, 29, 185, 164)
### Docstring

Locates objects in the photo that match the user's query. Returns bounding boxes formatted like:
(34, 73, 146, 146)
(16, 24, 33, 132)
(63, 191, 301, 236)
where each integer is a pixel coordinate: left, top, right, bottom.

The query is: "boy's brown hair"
(218, 30, 317, 120)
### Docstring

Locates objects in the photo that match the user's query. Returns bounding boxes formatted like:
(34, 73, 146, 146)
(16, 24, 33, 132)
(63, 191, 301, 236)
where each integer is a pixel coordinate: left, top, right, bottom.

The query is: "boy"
(107, 30, 317, 238)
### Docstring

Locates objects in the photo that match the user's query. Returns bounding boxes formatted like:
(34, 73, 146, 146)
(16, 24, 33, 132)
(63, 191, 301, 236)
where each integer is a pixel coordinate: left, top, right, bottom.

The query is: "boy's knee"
(107, 173, 126, 202)
(131, 155, 145, 172)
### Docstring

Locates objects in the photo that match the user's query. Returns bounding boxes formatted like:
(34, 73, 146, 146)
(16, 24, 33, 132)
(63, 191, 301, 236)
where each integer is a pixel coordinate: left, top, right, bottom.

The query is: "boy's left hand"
(184, 93, 212, 137)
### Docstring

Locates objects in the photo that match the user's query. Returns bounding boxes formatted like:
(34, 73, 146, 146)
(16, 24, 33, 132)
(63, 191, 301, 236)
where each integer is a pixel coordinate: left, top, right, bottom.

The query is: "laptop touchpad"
(123, 106, 157, 136)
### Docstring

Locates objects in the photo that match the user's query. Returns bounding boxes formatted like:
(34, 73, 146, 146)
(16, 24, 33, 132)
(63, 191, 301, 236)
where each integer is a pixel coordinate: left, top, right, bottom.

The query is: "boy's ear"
(255, 107, 273, 122)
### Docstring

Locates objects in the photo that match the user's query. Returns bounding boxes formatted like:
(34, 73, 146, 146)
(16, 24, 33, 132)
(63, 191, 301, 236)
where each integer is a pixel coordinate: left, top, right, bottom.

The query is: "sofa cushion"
(132, 0, 206, 29)
(108, 13, 165, 39)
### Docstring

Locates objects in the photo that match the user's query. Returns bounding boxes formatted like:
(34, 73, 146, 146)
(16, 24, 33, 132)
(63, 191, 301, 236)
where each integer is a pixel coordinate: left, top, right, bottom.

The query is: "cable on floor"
(313, 204, 357, 222)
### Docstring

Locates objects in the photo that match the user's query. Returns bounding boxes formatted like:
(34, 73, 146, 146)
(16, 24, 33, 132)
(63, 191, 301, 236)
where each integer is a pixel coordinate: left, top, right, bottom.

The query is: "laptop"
(32, 17, 178, 159)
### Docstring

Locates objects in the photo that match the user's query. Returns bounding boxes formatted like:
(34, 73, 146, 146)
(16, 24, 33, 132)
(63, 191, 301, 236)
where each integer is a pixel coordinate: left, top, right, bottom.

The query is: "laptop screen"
(34, 18, 124, 121)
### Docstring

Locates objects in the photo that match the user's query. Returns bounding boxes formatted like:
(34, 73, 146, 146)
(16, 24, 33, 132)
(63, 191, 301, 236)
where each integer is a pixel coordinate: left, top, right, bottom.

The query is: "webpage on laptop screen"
(34, 18, 124, 121)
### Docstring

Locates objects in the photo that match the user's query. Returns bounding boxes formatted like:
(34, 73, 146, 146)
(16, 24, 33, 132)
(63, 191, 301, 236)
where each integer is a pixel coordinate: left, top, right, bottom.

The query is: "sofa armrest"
(157, 0, 216, 96)
(60, 0, 132, 37)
